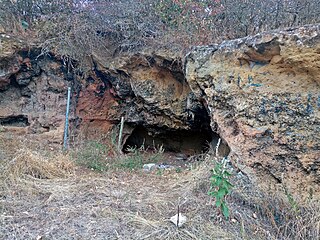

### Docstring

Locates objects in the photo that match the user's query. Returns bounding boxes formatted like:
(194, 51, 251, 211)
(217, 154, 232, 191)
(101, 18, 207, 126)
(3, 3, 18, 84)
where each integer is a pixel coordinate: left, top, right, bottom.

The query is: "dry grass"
(0, 160, 234, 239)
(2, 148, 74, 181)
(0, 132, 74, 185)
(223, 166, 320, 240)
(1, 132, 319, 240)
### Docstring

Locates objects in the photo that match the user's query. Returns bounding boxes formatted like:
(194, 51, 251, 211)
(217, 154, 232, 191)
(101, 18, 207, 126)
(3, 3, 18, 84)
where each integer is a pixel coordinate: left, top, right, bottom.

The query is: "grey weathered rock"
(0, 44, 69, 141)
(185, 24, 320, 197)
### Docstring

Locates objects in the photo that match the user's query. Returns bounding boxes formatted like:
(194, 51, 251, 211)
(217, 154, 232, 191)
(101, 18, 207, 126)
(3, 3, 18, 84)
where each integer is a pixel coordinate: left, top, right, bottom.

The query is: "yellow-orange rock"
(185, 25, 320, 198)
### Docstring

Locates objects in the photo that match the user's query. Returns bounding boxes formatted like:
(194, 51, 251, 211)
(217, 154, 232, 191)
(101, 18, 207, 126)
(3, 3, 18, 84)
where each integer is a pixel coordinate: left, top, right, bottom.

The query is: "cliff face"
(185, 25, 320, 195)
(1, 25, 320, 196)
(76, 52, 211, 142)
(0, 35, 71, 142)
(0, 34, 213, 153)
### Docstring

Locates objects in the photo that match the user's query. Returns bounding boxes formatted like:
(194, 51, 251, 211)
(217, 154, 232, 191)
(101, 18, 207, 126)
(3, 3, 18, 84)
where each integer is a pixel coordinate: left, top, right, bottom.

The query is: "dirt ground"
(0, 130, 319, 240)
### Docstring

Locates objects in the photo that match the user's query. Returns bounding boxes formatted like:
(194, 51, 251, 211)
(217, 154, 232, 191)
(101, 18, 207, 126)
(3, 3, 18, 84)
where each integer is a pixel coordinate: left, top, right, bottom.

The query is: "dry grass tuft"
(277, 201, 320, 240)
(2, 148, 74, 181)
(226, 169, 320, 240)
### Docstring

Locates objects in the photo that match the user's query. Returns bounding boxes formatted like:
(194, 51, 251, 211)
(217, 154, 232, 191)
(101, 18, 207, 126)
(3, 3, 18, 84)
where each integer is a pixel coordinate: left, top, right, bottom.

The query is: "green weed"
(117, 145, 164, 171)
(117, 147, 144, 170)
(73, 140, 109, 172)
(208, 158, 233, 219)
(283, 185, 300, 214)
(148, 145, 165, 162)
(156, 168, 164, 176)
(73, 133, 165, 172)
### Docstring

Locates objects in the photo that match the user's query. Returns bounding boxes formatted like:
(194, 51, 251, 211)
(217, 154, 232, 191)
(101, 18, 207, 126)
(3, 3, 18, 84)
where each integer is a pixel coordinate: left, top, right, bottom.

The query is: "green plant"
(208, 158, 233, 219)
(283, 185, 300, 214)
(156, 168, 164, 176)
(117, 146, 144, 170)
(73, 140, 109, 172)
(149, 145, 165, 162)
(110, 125, 120, 149)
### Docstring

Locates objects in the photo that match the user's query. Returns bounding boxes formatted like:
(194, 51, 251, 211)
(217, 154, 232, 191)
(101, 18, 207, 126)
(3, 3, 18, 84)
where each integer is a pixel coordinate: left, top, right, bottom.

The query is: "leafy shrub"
(208, 158, 233, 219)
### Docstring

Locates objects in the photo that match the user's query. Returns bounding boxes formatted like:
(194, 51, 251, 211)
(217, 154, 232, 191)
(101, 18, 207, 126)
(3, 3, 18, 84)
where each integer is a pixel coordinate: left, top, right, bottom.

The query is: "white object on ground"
(143, 163, 158, 172)
(170, 213, 187, 227)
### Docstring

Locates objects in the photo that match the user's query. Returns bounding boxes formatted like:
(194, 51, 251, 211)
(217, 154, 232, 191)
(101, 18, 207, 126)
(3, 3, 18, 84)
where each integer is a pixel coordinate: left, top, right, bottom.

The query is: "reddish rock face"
(76, 76, 118, 139)
(0, 36, 211, 149)
(75, 52, 212, 143)
(185, 25, 320, 198)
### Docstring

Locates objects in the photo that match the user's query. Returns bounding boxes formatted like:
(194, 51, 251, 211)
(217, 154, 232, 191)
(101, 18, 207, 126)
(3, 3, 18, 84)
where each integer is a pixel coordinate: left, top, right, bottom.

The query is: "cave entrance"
(123, 125, 230, 157)
(0, 115, 29, 127)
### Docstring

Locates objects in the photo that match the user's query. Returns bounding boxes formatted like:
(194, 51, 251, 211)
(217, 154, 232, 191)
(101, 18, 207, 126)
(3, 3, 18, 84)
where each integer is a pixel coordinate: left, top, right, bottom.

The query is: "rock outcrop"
(185, 25, 320, 196)
(0, 34, 71, 141)
(2, 24, 319, 196)
(76, 51, 214, 152)
(76, 52, 209, 136)
(0, 34, 213, 152)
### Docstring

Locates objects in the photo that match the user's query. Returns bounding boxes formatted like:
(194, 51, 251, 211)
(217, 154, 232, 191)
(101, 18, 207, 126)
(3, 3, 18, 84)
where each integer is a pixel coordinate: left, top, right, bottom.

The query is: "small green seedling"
(283, 185, 300, 214)
(208, 158, 233, 219)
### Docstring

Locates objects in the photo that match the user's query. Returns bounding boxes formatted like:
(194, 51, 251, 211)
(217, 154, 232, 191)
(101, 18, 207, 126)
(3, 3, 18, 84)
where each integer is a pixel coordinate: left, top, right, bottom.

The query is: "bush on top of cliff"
(1, 0, 320, 64)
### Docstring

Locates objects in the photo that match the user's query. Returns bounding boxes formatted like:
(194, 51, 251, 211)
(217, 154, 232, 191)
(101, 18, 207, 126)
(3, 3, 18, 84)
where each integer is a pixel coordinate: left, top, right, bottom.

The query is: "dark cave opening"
(123, 125, 230, 157)
(0, 115, 29, 127)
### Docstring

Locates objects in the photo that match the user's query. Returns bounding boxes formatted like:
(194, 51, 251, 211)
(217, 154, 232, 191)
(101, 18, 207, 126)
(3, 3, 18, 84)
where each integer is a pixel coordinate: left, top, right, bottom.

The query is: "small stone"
(175, 153, 187, 160)
(143, 163, 157, 172)
(170, 213, 187, 227)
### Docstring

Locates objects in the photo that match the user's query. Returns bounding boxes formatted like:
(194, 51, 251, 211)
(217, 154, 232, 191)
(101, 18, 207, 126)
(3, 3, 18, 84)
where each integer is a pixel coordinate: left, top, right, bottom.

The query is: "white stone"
(143, 163, 157, 172)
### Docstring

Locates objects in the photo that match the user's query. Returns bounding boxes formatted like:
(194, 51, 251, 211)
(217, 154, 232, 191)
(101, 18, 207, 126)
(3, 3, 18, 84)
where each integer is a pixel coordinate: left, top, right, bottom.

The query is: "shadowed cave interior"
(123, 125, 230, 157)
(0, 115, 29, 127)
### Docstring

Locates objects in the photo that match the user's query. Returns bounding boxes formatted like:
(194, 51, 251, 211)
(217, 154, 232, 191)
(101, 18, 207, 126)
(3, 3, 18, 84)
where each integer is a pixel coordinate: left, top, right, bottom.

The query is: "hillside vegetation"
(1, 0, 320, 64)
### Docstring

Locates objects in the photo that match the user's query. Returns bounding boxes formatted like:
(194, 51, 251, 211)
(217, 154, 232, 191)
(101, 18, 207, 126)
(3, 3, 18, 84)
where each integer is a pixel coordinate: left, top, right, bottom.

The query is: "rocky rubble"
(185, 24, 320, 196)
